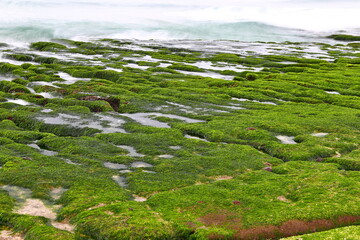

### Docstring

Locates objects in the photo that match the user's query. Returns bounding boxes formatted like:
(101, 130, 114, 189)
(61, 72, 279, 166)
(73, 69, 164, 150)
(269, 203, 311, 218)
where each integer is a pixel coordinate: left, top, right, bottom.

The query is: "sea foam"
(0, 0, 359, 42)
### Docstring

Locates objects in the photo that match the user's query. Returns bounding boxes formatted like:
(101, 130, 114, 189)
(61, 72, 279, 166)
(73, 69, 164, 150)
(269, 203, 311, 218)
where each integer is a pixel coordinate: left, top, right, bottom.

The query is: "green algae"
(0, 39, 359, 239)
(30, 42, 68, 51)
(327, 34, 360, 42)
(147, 161, 360, 238)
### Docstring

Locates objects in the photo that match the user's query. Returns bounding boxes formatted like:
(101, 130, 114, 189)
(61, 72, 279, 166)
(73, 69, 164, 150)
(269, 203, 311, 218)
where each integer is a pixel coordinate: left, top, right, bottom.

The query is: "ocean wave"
(0, 0, 359, 43)
(0, 21, 311, 43)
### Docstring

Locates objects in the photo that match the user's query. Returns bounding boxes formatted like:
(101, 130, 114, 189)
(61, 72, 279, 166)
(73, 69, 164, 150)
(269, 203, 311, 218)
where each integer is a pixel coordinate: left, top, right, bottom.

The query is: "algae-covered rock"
(0, 39, 359, 239)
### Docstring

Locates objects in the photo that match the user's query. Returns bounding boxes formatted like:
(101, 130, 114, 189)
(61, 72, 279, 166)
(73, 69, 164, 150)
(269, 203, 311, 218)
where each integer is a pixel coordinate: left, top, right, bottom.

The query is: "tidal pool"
(117, 145, 145, 157)
(27, 143, 58, 156)
(37, 113, 127, 133)
(123, 63, 150, 70)
(1, 185, 31, 202)
(276, 135, 297, 144)
(325, 91, 341, 95)
(28, 81, 60, 88)
(120, 112, 205, 128)
(131, 161, 153, 168)
(112, 175, 127, 187)
(165, 101, 226, 114)
(232, 97, 277, 105)
(37, 92, 60, 99)
(56, 72, 91, 85)
(6, 99, 32, 106)
(184, 134, 209, 142)
(63, 159, 82, 165)
(103, 162, 128, 170)
(311, 133, 329, 137)
(0, 73, 16, 81)
(158, 154, 174, 159)
(176, 69, 234, 80)
(169, 146, 181, 150)
(105, 67, 123, 72)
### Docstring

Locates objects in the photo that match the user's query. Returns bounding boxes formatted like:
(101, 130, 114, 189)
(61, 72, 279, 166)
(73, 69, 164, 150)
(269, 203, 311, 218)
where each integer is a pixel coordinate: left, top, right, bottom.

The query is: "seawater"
(0, 0, 359, 43)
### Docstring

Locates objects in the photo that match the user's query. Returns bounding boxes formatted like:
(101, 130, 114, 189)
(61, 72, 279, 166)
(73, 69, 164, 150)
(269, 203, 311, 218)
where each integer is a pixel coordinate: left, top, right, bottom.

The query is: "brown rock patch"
(233, 215, 360, 240)
(235, 225, 278, 240)
(198, 210, 242, 230)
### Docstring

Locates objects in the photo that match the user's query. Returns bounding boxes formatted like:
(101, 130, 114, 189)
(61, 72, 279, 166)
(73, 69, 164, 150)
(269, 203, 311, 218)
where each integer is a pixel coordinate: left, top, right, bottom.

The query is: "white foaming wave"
(0, 0, 359, 43)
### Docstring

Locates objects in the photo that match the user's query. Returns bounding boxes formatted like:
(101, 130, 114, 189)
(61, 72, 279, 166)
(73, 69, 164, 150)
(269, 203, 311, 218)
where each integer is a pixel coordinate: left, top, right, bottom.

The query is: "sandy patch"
(16, 199, 57, 219)
(0, 230, 24, 240)
(87, 203, 107, 211)
(51, 220, 74, 232)
(277, 196, 291, 202)
(334, 151, 342, 158)
(15, 198, 75, 232)
(133, 195, 147, 202)
(210, 176, 233, 181)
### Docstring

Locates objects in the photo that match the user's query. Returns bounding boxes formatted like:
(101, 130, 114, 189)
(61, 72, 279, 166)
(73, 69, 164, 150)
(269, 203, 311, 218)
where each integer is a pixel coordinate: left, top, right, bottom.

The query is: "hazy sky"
(0, 0, 359, 31)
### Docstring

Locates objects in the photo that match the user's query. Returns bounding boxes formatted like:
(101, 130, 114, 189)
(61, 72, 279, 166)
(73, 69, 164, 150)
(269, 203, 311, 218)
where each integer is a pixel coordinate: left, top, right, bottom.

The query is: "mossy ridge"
(37, 135, 127, 162)
(0, 141, 123, 199)
(72, 201, 177, 240)
(174, 102, 359, 163)
(147, 161, 360, 239)
(0, 189, 15, 212)
(0, 212, 73, 240)
(325, 149, 360, 170)
(97, 129, 282, 195)
(30, 42, 68, 51)
(0, 110, 99, 137)
(327, 34, 360, 42)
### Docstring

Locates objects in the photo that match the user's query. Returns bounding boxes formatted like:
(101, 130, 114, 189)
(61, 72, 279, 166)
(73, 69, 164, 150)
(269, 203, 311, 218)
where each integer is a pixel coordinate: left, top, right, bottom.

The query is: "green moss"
(0, 38, 359, 239)
(0, 63, 20, 74)
(327, 34, 360, 41)
(12, 78, 30, 86)
(30, 42, 67, 51)
(4, 53, 34, 62)
(0, 213, 73, 239)
(168, 63, 205, 72)
(147, 161, 360, 238)
(0, 81, 31, 93)
(0, 190, 15, 212)
(73, 202, 176, 239)
(38, 135, 126, 159)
